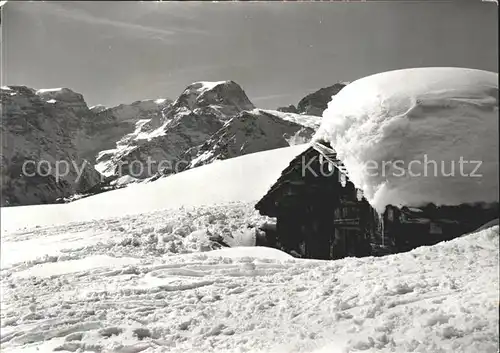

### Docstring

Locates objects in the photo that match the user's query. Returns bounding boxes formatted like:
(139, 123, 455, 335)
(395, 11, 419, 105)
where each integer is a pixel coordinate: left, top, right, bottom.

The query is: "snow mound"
(315, 67, 499, 212)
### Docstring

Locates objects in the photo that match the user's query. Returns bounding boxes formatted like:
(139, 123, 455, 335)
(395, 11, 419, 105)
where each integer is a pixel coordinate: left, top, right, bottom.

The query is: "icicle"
(319, 154, 324, 165)
(327, 162, 334, 173)
(378, 212, 385, 247)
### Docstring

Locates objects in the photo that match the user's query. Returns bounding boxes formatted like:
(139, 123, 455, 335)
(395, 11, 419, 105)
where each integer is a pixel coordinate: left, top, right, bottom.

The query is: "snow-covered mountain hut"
(255, 140, 379, 260)
(255, 141, 498, 259)
(256, 67, 499, 260)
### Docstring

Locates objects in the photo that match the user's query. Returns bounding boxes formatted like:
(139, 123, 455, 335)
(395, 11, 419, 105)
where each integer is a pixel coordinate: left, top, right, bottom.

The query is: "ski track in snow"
(1, 202, 498, 353)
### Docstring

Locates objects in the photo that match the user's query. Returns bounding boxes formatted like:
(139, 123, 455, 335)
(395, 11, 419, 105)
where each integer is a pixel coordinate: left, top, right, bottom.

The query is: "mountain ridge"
(1, 81, 346, 206)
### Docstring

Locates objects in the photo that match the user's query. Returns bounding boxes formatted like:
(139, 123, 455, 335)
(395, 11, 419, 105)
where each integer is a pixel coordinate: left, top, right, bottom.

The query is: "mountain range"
(0, 81, 346, 206)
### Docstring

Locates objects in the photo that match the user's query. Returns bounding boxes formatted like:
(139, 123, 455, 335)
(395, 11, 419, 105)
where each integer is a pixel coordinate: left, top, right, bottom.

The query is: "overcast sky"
(2, 1, 498, 109)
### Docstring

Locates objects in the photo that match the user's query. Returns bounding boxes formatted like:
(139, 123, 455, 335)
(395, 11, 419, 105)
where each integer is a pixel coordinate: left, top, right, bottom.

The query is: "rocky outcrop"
(277, 83, 348, 117)
(296, 83, 347, 116)
(184, 110, 315, 169)
(88, 98, 172, 165)
(0, 86, 101, 206)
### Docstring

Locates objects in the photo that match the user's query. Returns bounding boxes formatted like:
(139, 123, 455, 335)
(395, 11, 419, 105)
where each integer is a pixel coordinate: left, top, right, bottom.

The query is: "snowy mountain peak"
(174, 80, 255, 113)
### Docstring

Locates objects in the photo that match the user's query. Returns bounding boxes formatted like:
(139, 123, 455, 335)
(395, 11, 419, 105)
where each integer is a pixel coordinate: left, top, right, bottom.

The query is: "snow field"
(1, 208, 498, 353)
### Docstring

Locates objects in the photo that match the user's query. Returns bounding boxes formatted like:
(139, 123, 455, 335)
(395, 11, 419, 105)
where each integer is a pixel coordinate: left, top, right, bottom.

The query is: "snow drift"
(315, 67, 499, 212)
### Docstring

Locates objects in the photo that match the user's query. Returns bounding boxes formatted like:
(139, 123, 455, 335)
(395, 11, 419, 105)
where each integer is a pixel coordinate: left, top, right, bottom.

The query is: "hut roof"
(255, 141, 355, 217)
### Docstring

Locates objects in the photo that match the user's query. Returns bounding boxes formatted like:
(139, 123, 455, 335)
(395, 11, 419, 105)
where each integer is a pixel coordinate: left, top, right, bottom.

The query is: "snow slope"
(316, 67, 499, 212)
(1, 144, 309, 233)
(1, 215, 498, 353)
